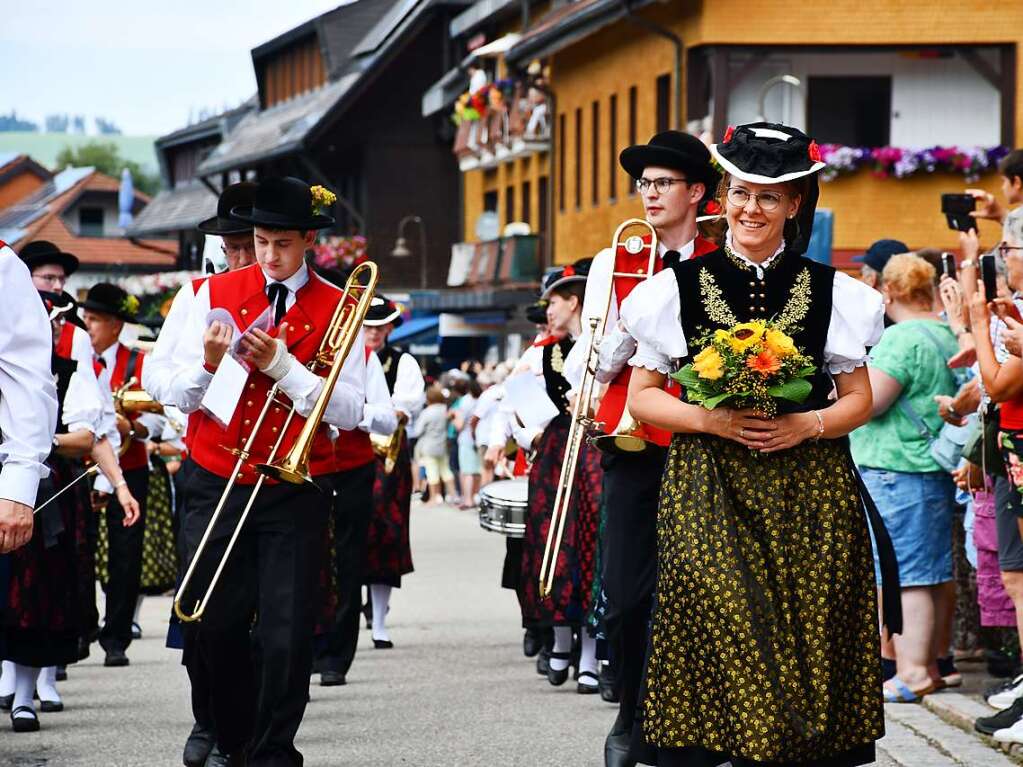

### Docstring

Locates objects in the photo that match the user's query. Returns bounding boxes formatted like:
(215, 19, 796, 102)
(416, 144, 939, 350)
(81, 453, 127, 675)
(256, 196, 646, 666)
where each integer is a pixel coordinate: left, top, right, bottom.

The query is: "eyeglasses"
(635, 177, 688, 194)
(725, 187, 786, 212)
(999, 244, 1023, 258)
(222, 242, 256, 256)
(33, 273, 66, 286)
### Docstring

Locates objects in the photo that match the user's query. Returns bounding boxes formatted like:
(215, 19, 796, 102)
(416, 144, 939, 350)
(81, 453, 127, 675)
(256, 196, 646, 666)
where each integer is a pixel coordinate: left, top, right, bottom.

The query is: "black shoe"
(183, 723, 214, 767)
(599, 665, 619, 703)
(204, 744, 231, 767)
(39, 699, 63, 713)
(55, 666, 67, 682)
(10, 706, 40, 733)
(536, 647, 551, 676)
(77, 636, 91, 661)
(976, 695, 1023, 735)
(0, 693, 12, 711)
(373, 638, 393, 649)
(523, 629, 543, 658)
(320, 671, 346, 686)
(985, 673, 1023, 703)
(104, 648, 129, 667)
(547, 651, 572, 686)
(604, 731, 635, 767)
(577, 670, 600, 694)
(131, 622, 143, 640)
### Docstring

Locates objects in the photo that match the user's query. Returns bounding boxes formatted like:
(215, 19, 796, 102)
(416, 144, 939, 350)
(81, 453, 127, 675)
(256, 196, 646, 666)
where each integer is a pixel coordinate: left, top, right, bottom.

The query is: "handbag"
(962, 404, 1005, 478)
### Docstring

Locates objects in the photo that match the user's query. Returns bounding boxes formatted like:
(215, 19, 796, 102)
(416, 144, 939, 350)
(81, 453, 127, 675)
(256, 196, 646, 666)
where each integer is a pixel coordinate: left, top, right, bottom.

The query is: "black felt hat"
(231, 176, 335, 230)
(620, 131, 720, 197)
(197, 181, 258, 235)
(541, 258, 592, 299)
(711, 122, 825, 255)
(364, 296, 403, 328)
(524, 300, 549, 325)
(19, 240, 79, 276)
(80, 282, 138, 323)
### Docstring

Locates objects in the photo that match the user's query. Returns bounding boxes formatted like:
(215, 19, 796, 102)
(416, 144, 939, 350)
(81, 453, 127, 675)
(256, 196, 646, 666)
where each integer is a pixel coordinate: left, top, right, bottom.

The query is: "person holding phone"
(967, 149, 1023, 237)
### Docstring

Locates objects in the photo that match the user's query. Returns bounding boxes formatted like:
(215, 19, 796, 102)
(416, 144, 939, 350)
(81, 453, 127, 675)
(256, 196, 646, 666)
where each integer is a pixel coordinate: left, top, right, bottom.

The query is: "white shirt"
(143, 280, 196, 404)
(159, 262, 366, 430)
(0, 245, 58, 505)
(622, 248, 885, 375)
(62, 323, 120, 449)
(495, 344, 548, 450)
(390, 353, 426, 420)
(360, 352, 400, 436)
(62, 367, 104, 436)
(564, 238, 696, 393)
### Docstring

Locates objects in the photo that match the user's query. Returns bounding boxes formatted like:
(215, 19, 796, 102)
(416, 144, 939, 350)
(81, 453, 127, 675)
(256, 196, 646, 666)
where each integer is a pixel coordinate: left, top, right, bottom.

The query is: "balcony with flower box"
(452, 79, 550, 172)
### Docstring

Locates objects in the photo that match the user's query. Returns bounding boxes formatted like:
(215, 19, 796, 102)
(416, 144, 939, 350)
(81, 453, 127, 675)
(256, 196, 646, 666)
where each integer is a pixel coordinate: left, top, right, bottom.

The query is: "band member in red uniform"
(142, 182, 257, 767)
(562, 131, 720, 767)
(160, 176, 366, 766)
(361, 297, 425, 650)
(80, 283, 158, 669)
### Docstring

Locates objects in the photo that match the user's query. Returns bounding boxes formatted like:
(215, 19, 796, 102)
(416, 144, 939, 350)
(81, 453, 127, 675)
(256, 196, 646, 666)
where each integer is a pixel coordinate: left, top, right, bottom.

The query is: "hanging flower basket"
(819, 144, 1009, 183)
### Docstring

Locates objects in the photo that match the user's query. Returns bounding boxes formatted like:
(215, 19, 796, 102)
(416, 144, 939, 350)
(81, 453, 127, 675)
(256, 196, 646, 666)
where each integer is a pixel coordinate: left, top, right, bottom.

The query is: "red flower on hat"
(563, 265, 575, 277)
(723, 126, 735, 143)
(703, 200, 722, 216)
(808, 141, 822, 163)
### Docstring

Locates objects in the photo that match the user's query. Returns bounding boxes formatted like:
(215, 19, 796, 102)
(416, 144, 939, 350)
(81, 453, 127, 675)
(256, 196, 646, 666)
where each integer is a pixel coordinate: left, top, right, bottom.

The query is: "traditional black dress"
(625, 245, 888, 767)
(2, 354, 87, 667)
(519, 337, 602, 628)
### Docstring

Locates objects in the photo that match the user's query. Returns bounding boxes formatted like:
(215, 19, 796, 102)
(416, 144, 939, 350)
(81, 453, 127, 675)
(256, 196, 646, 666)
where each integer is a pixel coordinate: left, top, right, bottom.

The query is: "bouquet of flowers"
(670, 321, 816, 417)
(312, 235, 369, 271)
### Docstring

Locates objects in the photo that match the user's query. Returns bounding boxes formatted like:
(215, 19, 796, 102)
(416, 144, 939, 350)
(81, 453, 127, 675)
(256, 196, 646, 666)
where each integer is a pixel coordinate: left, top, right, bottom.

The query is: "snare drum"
(478, 478, 528, 538)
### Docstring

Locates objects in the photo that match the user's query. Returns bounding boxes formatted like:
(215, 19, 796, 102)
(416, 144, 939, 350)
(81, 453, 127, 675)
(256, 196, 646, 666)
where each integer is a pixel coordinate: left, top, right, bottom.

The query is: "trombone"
(113, 376, 164, 457)
(370, 413, 407, 475)
(537, 219, 658, 599)
(173, 262, 378, 623)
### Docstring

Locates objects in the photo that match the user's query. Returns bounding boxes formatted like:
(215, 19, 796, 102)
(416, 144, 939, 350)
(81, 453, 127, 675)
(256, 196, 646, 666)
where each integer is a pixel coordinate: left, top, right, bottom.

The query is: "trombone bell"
(590, 405, 656, 455)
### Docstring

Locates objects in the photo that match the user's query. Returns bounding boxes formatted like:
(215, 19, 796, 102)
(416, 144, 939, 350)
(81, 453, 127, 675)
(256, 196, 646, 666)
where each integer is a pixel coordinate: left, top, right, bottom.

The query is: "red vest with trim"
(328, 348, 376, 472)
(594, 235, 717, 448)
(110, 343, 150, 471)
(181, 276, 209, 451)
(188, 265, 349, 484)
(56, 321, 76, 362)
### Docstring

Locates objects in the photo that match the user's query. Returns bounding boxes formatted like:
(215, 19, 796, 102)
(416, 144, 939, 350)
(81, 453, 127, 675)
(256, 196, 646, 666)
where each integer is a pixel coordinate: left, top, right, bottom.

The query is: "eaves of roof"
(125, 180, 217, 237)
(449, 0, 521, 38)
(505, 0, 655, 64)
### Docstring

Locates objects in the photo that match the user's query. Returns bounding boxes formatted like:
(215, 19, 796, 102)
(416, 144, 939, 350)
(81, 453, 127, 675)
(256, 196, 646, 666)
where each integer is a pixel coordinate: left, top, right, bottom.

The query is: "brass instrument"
(370, 413, 407, 475)
(113, 376, 164, 456)
(173, 262, 379, 623)
(537, 219, 658, 599)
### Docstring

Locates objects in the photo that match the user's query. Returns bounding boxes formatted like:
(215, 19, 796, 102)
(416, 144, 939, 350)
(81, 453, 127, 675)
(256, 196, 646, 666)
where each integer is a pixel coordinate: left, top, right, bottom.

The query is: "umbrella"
(118, 168, 134, 228)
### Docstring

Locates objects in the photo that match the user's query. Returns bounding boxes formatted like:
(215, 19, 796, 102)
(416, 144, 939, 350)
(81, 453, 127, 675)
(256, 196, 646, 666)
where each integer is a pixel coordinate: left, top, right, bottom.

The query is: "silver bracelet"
(114, 480, 128, 490)
(813, 410, 825, 440)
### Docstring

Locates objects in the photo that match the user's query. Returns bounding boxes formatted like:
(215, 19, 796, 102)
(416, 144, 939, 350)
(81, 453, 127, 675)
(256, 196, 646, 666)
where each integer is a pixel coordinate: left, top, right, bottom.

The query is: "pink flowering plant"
(818, 144, 1009, 183)
(312, 235, 369, 270)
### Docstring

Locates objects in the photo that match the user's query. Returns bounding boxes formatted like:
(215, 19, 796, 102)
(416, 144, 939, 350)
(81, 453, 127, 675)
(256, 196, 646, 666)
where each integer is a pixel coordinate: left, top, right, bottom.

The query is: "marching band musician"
(159, 176, 366, 766)
(509, 260, 603, 694)
(142, 181, 256, 767)
(361, 297, 425, 650)
(561, 131, 720, 767)
(79, 282, 160, 669)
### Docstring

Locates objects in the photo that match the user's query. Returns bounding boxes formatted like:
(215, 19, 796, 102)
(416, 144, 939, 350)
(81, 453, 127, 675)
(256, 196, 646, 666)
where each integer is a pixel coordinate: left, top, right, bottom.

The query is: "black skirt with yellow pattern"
(642, 433, 884, 767)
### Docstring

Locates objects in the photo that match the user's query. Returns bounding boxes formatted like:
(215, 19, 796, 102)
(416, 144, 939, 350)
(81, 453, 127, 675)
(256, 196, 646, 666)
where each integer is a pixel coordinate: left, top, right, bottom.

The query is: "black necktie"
(267, 283, 287, 326)
(94, 355, 106, 370)
(663, 249, 682, 269)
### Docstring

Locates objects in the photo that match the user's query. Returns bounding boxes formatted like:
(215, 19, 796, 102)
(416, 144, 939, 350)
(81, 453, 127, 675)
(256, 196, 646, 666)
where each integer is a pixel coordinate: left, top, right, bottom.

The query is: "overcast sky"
(1, 1, 351, 135)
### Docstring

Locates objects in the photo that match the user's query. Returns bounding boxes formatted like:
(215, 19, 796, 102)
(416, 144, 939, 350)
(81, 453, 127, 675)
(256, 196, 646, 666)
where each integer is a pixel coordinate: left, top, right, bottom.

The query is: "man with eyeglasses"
(563, 131, 720, 767)
(141, 181, 256, 767)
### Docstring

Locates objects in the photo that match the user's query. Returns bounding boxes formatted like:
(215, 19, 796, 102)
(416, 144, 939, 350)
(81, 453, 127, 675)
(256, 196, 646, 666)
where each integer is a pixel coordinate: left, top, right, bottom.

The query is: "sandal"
(577, 670, 599, 694)
(883, 676, 935, 703)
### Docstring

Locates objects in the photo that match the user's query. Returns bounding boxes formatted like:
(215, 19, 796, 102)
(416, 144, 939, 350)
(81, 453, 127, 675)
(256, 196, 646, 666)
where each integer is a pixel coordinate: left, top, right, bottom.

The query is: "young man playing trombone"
(562, 131, 719, 767)
(159, 176, 367, 766)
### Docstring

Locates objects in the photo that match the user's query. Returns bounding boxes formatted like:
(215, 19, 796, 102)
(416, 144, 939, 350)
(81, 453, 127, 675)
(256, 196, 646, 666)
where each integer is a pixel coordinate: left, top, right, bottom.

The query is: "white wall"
(725, 48, 1001, 147)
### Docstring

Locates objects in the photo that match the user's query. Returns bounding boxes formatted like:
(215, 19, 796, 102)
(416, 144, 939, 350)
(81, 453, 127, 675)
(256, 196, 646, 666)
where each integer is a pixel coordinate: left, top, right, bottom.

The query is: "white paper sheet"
(200, 353, 249, 429)
(503, 372, 560, 429)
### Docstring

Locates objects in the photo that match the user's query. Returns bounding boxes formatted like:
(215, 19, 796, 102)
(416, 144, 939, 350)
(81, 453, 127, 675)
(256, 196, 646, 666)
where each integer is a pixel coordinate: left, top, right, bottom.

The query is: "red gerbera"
(746, 350, 782, 377)
(723, 125, 735, 143)
(808, 141, 822, 163)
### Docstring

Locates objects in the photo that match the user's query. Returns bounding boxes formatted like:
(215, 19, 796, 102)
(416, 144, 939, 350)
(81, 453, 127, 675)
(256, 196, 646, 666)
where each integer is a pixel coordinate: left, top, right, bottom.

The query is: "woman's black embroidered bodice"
(542, 337, 575, 420)
(376, 345, 401, 395)
(51, 352, 77, 437)
(669, 247, 837, 413)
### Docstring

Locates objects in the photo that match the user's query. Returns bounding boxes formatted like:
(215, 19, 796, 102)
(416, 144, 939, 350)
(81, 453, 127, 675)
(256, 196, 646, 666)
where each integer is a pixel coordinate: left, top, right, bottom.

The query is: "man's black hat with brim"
(364, 296, 403, 328)
(80, 282, 138, 323)
(19, 240, 79, 276)
(197, 181, 258, 235)
(620, 130, 721, 198)
(231, 176, 335, 230)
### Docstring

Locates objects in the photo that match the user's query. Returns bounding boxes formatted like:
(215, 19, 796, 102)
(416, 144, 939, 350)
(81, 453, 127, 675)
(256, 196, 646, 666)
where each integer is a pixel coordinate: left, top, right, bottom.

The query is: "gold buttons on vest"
(244, 419, 251, 426)
(236, 472, 244, 480)
(249, 383, 256, 390)
(272, 426, 279, 433)
(246, 401, 253, 408)
(241, 309, 248, 316)
(274, 407, 281, 414)
(305, 324, 311, 331)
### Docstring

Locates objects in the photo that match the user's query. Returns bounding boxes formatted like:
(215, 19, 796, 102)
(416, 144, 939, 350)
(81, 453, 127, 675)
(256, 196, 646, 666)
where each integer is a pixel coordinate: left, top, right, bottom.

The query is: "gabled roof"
(0, 167, 175, 267)
(125, 179, 218, 238)
(0, 153, 52, 187)
(157, 100, 256, 151)
(505, 0, 655, 64)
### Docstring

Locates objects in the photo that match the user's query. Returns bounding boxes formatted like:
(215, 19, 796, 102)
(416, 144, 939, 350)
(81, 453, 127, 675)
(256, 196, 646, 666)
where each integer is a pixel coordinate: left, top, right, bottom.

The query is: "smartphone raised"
(941, 252, 956, 280)
(941, 193, 977, 232)
(981, 253, 998, 302)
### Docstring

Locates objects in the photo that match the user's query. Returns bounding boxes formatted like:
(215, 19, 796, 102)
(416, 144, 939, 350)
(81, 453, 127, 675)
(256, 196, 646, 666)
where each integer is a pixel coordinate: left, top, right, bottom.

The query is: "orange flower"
(746, 349, 782, 377)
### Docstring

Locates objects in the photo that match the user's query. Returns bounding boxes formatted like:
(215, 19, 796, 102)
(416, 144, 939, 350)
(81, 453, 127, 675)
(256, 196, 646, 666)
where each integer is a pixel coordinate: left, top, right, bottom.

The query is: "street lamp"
(391, 214, 429, 289)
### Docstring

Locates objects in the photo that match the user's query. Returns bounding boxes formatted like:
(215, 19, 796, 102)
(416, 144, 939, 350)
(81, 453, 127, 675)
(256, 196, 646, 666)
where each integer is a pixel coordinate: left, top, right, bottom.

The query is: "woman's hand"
(116, 486, 141, 527)
(959, 228, 981, 262)
(966, 188, 1006, 223)
(1004, 316, 1023, 358)
(752, 411, 819, 453)
(938, 276, 967, 333)
(968, 279, 993, 331)
(991, 297, 1023, 324)
(952, 461, 984, 492)
(703, 408, 778, 449)
(934, 395, 967, 426)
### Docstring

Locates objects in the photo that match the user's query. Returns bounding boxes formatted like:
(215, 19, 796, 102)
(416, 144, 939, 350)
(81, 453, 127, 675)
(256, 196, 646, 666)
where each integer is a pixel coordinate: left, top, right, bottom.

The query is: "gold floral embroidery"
(699, 268, 738, 326)
(775, 268, 812, 332)
(724, 244, 783, 273)
(550, 342, 565, 374)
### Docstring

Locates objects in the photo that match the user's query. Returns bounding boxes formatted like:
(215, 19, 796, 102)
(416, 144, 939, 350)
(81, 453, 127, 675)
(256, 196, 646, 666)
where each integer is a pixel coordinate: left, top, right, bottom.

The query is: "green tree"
(55, 141, 160, 196)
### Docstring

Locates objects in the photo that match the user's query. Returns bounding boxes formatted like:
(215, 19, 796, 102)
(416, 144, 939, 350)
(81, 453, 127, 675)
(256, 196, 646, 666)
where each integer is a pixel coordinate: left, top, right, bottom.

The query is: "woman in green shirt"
(851, 253, 959, 702)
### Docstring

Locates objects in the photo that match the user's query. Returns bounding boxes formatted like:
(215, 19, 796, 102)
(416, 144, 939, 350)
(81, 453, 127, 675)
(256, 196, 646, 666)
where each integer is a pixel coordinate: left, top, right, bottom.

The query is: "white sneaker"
(994, 715, 1023, 744)
(990, 675, 1023, 710)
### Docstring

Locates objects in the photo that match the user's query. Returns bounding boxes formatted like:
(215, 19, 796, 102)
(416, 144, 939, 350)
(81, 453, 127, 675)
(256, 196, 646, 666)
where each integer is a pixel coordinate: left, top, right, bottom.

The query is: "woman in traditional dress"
(516, 260, 604, 694)
(624, 122, 898, 766)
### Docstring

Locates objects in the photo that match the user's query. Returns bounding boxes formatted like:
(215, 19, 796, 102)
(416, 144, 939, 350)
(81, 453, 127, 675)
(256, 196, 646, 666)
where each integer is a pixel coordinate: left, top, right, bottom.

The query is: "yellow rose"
(692, 346, 724, 380)
(726, 321, 766, 353)
(764, 329, 797, 357)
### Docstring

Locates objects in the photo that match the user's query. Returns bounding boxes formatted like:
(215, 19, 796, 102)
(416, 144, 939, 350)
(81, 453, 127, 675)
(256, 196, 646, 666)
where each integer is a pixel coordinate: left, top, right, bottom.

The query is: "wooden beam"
(711, 47, 730, 141)
(959, 48, 1000, 91)
(1002, 45, 1017, 147)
